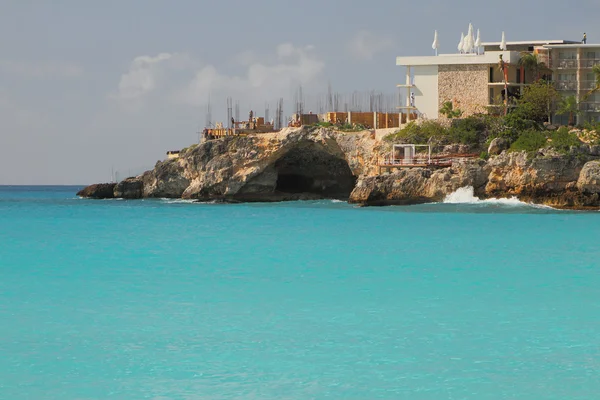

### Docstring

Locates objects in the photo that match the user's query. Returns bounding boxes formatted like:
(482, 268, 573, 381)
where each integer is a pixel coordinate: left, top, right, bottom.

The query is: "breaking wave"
(159, 198, 197, 204)
(443, 186, 550, 208)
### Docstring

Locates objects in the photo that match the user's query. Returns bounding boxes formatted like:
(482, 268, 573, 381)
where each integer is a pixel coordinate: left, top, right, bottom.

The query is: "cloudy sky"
(1, 0, 598, 184)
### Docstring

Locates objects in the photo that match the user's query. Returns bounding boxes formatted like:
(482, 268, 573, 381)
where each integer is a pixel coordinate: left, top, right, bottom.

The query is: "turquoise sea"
(1, 186, 600, 399)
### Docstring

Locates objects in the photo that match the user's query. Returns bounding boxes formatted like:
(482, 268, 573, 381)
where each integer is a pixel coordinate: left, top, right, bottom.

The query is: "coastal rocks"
(176, 128, 376, 201)
(76, 183, 116, 199)
(441, 144, 471, 154)
(487, 137, 509, 155)
(141, 159, 190, 198)
(349, 169, 433, 206)
(349, 159, 489, 206)
(486, 151, 585, 196)
(77, 126, 600, 209)
(577, 161, 600, 194)
(113, 177, 143, 199)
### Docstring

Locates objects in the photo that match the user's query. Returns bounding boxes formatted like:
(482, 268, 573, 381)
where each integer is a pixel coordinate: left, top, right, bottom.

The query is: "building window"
(489, 67, 494, 82)
(558, 52, 576, 60)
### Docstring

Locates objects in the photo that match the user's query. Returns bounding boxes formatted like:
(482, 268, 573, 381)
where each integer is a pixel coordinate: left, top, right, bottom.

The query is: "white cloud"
(110, 43, 325, 119)
(115, 53, 173, 100)
(175, 43, 325, 107)
(0, 60, 83, 78)
(347, 30, 394, 60)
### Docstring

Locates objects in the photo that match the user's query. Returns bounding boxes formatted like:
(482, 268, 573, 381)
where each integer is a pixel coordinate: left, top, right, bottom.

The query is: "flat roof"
(397, 51, 521, 67)
(481, 40, 580, 46)
(543, 44, 600, 49)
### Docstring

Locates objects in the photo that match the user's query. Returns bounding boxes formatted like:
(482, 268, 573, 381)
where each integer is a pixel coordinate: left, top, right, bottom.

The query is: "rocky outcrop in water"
(349, 148, 600, 209)
(101, 127, 379, 202)
(77, 183, 116, 199)
(78, 126, 600, 209)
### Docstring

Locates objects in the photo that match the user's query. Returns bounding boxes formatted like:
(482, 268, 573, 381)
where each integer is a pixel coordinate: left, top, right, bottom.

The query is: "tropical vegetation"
(385, 53, 600, 155)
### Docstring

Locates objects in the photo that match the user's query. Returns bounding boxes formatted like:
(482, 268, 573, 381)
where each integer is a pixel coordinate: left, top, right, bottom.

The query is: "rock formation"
(76, 183, 116, 199)
(78, 126, 600, 209)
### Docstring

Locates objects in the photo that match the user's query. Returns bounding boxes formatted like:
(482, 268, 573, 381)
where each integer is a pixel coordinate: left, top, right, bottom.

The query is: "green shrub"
(504, 110, 540, 131)
(509, 130, 548, 152)
(338, 122, 367, 132)
(313, 121, 333, 128)
(439, 101, 463, 118)
(449, 116, 488, 146)
(548, 127, 582, 153)
(384, 121, 449, 144)
(583, 120, 600, 133)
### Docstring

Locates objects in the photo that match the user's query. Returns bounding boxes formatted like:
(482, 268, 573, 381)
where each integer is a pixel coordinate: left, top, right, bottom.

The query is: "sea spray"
(443, 186, 532, 206)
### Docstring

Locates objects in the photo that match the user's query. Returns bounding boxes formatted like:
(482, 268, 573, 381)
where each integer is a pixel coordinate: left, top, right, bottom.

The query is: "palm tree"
(557, 95, 580, 126)
(498, 55, 509, 115)
(581, 64, 600, 105)
(590, 64, 600, 95)
(518, 52, 551, 83)
(439, 101, 462, 118)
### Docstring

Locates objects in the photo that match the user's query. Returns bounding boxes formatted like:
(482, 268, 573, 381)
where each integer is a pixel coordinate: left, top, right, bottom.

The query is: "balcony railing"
(581, 59, 600, 69)
(556, 81, 577, 90)
(555, 59, 577, 69)
(581, 102, 600, 112)
(581, 81, 598, 90)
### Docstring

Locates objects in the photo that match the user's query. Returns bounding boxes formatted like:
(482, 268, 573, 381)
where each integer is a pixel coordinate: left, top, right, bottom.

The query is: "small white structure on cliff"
(397, 32, 600, 124)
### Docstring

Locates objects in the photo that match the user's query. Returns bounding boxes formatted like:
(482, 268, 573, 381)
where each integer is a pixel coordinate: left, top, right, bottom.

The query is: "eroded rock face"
(77, 183, 116, 199)
(486, 151, 585, 197)
(487, 137, 509, 156)
(141, 159, 190, 198)
(175, 128, 375, 202)
(577, 161, 600, 194)
(114, 177, 143, 199)
(349, 159, 489, 206)
(77, 126, 600, 209)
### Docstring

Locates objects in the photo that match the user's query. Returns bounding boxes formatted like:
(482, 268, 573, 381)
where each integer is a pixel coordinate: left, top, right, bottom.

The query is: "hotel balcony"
(581, 80, 597, 91)
(554, 59, 578, 69)
(581, 102, 600, 112)
(581, 59, 600, 69)
(556, 81, 577, 90)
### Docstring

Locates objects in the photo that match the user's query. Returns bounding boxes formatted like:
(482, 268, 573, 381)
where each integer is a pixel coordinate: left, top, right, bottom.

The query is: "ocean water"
(1, 186, 600, 399)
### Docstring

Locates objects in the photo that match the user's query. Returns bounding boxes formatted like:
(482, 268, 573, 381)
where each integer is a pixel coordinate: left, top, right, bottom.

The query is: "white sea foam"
(159, 198, 197, 204)
(443, 186, 549, 208)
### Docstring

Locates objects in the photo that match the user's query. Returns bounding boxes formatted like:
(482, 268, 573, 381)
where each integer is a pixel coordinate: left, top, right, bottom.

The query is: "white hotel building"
(396, 39, 600, 124)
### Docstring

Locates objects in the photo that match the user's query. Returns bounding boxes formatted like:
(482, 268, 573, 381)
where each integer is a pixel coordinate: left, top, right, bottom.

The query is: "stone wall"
(438, 64, 489, 117)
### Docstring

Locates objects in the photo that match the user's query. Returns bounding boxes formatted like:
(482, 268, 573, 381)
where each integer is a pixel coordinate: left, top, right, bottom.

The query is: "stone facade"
(438, 64, 489, 117)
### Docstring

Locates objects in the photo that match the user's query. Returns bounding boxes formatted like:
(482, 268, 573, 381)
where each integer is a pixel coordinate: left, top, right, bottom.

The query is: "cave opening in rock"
(273, 145, 357, 200)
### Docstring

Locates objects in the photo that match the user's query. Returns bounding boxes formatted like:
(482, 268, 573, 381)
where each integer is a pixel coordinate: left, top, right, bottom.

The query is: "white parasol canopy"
(464, 23, 474, 53)
(500, 31, 507, 51)
(474, 29, 481, 49)
(458, 32, 465, 53)
(432, 30, 439, 52)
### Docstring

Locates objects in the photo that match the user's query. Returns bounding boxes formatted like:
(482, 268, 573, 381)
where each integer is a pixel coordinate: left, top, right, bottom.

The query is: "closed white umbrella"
(474, 29, 481, 52)
(470, 24, 476, 52)
(432, 30, 439, 55)
(464, 23, 474, 53)
(458, 32, 465, 53)
(500, 31, 507, 51)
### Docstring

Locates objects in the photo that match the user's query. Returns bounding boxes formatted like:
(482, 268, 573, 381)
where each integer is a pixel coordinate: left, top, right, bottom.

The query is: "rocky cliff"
(78, 126, 600, 209)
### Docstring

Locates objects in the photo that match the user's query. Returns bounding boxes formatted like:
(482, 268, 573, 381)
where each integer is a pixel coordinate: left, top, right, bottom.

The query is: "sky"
(1, 0, 599, 184)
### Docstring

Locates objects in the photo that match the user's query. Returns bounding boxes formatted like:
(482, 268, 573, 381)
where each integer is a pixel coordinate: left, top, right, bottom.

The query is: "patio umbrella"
(458, 32, 465, 53)
(500, 31, 507, 51)
(474, 29, 481, 53)
(464, 23, 474, 53)
(432, 30, 439, 55)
